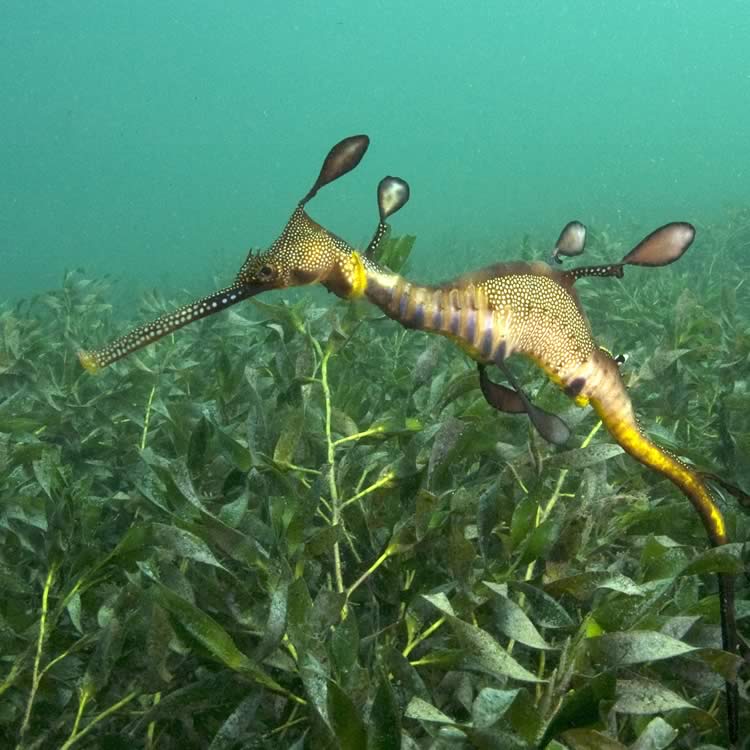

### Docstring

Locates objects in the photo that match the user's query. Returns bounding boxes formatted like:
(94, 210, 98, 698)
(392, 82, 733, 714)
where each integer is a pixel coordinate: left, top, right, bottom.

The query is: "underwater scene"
(2, 3, 749, 749)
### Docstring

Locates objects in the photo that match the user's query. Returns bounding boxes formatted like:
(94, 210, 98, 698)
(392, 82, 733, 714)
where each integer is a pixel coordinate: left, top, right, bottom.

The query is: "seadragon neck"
(364, 266, 504, 362)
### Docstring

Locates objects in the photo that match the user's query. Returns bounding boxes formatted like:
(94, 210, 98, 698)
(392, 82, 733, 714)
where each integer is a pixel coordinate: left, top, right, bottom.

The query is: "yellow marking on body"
(528, 354, 591, 407)
(78, 350, 100, 374)
(709, 505, 727, 539)
(601, 411, 728, 542)
(348, 251, 367, 298)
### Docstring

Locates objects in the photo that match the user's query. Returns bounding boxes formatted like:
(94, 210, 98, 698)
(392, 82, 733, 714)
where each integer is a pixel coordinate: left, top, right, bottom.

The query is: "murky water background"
(2, 1, 748, 307)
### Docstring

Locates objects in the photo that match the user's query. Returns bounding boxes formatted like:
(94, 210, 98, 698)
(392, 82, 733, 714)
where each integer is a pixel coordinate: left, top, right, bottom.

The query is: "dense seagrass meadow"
(0, 216, 748, 748)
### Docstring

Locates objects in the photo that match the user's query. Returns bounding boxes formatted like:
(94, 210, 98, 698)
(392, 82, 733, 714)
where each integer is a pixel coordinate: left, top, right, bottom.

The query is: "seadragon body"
(78, 135, 740, 744)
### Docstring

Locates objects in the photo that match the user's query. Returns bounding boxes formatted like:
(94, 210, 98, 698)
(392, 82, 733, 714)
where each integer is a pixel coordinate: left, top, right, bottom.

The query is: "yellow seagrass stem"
(59, 690, 139, 750)
(17, 562, 59, 749)
(140, 385, 157, 452)
(313, 339, 344, 594)
(509, 420, 603, 665)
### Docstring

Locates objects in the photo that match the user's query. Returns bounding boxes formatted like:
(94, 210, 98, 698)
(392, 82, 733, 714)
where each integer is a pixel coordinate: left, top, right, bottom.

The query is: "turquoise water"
(3, 1, 749, 305)
(2, 4, 749, 746)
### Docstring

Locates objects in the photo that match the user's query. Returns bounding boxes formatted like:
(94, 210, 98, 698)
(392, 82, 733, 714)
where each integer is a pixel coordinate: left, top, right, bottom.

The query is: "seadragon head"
(78, 134, 405, 373)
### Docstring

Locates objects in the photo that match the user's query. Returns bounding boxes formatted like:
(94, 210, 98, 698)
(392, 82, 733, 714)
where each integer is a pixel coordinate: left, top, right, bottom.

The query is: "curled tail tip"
(78, 350, 101, 374)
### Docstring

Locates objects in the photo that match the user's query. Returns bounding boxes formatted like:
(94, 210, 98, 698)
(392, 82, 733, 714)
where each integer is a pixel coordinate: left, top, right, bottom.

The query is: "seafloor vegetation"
(1, 216, 748, 749)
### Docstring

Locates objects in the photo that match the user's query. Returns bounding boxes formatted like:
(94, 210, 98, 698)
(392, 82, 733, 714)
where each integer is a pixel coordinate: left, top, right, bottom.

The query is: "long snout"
(78, 282, 264, 372)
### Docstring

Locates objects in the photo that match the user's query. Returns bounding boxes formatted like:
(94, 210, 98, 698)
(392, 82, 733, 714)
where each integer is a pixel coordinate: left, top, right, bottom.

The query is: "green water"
(2, 4, 749, 746)
(3, 1, 749, 305)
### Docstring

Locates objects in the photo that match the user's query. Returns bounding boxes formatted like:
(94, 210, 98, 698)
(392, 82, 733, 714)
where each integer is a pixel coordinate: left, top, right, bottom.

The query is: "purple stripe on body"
(449, 308, 461, 335)
(399, 289, 409, 320)
(464, 308, 476, 343)
(412, 300, 425, 328)
(479, 314, 495, 357)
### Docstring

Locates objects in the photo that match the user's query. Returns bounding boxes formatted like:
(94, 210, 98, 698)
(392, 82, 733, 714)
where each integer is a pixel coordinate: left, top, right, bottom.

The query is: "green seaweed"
(0, 216, 748, 748)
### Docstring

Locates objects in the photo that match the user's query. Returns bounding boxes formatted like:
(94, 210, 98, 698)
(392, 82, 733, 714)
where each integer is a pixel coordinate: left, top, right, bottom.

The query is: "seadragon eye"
(257, 265, 274, 281)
